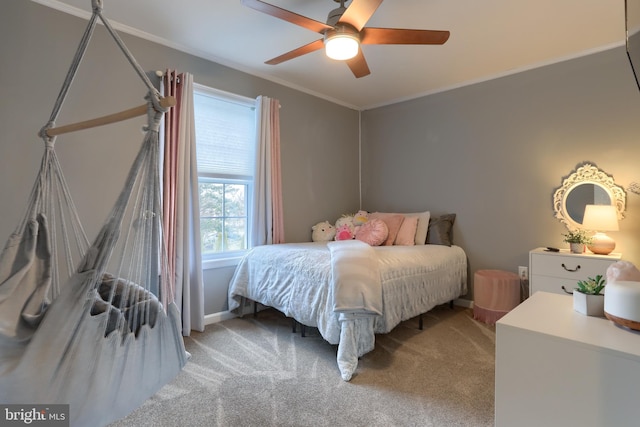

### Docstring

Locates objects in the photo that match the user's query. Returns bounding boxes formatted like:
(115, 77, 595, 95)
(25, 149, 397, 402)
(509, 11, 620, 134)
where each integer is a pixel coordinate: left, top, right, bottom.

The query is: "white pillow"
(403, 211, 431, 245)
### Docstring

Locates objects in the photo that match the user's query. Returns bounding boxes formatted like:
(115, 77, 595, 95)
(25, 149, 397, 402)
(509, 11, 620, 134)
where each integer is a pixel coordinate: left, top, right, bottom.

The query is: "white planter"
(569, 243, 585, 254)
(573, 292, 604, 317)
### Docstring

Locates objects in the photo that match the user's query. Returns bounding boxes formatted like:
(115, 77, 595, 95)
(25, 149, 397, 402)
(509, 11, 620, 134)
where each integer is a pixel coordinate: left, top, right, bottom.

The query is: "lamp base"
(587, 232, 615, 255)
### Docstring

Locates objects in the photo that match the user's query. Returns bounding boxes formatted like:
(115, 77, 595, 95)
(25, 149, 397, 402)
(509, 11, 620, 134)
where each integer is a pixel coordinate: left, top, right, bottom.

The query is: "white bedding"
(228, 241, 467, 380)
(328, 240, 382, 316)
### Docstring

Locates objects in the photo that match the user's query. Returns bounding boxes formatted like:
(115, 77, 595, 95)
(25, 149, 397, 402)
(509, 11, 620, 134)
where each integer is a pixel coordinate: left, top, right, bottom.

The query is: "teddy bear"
(311, 221, 336, 242)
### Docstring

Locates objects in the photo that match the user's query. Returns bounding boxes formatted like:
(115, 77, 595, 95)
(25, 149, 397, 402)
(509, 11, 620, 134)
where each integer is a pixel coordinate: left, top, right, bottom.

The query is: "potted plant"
(572, 275, 606, 317)
(562, 229, 593, 254)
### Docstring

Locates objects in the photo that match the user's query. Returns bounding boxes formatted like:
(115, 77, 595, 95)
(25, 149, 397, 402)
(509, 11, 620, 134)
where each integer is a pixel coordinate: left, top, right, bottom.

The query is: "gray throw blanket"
(328, 240, 382, 316)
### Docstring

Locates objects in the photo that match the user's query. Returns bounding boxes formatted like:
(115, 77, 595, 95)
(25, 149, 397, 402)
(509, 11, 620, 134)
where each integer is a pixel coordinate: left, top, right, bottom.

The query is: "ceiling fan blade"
(241, 0, 332, 34)
(346, 50, 371, 78)
(361, 28, 450, 45)
(338, 0, 383, 31)
(265, 39, 325, 65)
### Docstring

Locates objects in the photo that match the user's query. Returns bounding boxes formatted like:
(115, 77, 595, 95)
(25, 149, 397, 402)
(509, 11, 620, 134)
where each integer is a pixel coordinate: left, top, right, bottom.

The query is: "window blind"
(193, 89, 255, 179)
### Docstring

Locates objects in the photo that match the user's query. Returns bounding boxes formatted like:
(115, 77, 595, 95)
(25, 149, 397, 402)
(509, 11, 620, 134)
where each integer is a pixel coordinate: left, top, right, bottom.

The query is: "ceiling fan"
(241, 0, 450, 78)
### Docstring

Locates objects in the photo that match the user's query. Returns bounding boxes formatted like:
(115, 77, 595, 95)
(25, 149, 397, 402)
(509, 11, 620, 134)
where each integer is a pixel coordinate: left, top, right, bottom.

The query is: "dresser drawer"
(528, 248, 621, 297)
(530, 253, 613, 281)
(530, 275, 580, 295)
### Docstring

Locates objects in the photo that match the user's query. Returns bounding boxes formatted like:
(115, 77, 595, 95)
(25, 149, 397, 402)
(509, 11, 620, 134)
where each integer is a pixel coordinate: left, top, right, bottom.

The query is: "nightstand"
(495, 292, 640, 427)
(529, 247, 621, 296)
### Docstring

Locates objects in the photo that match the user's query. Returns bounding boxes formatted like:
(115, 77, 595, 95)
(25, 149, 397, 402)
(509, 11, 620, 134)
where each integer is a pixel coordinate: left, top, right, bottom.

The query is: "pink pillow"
(369, 212, 405, 246)
(355, 219, 388, 246)
(394, 216, 418, 246)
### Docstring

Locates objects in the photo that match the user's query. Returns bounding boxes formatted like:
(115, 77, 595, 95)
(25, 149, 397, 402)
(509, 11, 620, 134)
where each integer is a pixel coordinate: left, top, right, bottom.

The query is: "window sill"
(202, 255, 243, 270)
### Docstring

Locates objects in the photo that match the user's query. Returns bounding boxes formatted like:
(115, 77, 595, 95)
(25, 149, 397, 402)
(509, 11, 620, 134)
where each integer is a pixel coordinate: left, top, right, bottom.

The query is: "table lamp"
(582, 204, 619, 255)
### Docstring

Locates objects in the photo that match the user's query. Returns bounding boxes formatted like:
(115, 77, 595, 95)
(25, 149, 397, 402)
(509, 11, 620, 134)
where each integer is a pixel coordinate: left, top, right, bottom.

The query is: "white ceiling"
(35, 0, 626, 110)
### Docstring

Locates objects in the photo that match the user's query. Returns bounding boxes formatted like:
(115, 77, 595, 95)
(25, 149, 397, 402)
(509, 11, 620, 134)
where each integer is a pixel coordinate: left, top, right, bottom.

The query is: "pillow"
(394, 215, 418, 246)
(355, 219, 388, 246)
(368, 212, 405, 246)
(426, 214, 456, 246)
(402, 211, 431, 245)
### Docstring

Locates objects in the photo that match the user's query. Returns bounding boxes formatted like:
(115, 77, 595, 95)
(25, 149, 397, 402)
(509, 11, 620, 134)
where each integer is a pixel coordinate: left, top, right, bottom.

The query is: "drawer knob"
(561, 263, 581, 272)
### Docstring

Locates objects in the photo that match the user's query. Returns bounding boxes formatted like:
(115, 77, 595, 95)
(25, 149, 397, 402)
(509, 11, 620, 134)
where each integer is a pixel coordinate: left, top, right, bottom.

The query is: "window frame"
(193, 83, 256, 270)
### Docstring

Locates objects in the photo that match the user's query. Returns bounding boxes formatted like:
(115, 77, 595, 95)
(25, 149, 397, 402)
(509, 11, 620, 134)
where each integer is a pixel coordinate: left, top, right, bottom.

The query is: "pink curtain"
(162, 70, 204, 335)
(252, 96, 285, 246)
(162, 71, 180, 301)
(267, 97, 285, 244)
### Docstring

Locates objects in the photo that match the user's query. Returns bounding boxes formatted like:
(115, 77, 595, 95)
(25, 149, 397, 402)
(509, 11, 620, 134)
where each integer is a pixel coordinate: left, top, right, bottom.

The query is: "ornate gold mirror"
(553, 163, 626, 231)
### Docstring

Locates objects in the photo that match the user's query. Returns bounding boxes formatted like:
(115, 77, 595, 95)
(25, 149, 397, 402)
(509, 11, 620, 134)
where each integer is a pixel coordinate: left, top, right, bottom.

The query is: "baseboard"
(454, 298, 473, 309)
(204, 310, 236, 326)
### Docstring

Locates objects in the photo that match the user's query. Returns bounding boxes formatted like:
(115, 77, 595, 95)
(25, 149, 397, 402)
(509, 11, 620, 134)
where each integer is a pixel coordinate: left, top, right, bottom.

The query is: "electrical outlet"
(518, 266, 528, 281)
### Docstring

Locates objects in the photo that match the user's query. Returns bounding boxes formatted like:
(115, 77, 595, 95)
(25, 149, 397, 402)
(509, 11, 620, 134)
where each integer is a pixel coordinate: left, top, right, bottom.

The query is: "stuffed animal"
(335, 214, 355, 229)
(334, 224, 354, 241)
(353, 210, 368, 226)
(351, 210, 369, 235)
(335, 215, 355, 238)
(311, 221, 336, 242)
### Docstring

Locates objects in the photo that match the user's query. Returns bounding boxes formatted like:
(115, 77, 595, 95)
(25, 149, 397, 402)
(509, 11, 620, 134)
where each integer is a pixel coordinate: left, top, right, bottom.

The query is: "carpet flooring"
(108, 305, 495, 427)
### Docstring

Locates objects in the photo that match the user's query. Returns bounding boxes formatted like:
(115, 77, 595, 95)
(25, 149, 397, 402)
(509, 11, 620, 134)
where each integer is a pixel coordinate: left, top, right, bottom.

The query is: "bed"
(227, 238, 467, 381)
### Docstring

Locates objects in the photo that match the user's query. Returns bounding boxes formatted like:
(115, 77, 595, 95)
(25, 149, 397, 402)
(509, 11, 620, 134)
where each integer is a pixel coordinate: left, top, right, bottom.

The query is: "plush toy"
(334, 214, 356, 240)
(353, 210, 368, 226)
(334, 224, 354, 241)
(311, 221, 336, 242)
(335, 215, 355, 229)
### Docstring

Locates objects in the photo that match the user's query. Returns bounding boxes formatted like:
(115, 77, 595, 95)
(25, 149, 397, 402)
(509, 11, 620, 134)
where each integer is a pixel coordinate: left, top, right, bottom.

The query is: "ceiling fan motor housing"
(324, 23, 360, 43)
(326, 6, 347, 27)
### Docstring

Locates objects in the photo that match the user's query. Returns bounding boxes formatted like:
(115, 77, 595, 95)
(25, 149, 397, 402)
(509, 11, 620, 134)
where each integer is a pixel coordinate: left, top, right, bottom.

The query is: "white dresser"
(529, 247, 621, 296)
(495, 292, 640, 427)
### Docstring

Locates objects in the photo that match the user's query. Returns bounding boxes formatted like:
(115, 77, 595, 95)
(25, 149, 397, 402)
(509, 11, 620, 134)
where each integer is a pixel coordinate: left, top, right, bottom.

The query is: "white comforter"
(228, 242, 467, 380)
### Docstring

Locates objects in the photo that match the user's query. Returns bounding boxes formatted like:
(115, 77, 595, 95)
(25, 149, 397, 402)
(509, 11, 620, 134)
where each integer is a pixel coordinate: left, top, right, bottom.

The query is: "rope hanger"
(40, 0, 174, 139)
(0, 3, 187, 424)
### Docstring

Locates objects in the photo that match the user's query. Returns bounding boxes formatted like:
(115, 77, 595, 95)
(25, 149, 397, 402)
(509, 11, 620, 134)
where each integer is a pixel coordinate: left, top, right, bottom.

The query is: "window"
(193, 84, 256, 263)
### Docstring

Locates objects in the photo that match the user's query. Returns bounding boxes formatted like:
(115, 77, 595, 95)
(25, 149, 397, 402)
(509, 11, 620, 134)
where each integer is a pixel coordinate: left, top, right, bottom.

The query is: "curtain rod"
(156, 70, 181, 84)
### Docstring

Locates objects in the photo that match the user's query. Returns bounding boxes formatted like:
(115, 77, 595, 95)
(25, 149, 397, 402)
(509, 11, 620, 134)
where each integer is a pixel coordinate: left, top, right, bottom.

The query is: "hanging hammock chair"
(0, 1, 187, 426)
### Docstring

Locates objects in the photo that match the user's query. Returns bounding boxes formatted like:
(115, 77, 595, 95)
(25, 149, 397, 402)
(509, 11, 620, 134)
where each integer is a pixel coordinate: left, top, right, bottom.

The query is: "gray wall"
(0, 2, 360, 315)
(4, 2, 640, 314)
(361, 46, 640, 298)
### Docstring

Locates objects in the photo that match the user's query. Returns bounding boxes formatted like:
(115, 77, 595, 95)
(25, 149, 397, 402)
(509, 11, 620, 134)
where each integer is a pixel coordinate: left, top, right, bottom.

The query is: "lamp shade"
(325, 34, 359, 60)
(582, 204, 619, 255)
(582, 204, 619, 231)
(324, 25, 360, 60)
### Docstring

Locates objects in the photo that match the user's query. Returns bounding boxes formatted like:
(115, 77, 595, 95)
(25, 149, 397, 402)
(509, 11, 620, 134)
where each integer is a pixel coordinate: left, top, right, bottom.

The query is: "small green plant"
(562, 229, 593, 244)
(575, 275, 605, 295)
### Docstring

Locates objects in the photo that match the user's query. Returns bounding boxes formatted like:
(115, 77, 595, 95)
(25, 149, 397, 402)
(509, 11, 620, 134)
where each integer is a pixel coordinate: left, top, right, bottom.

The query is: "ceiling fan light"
(325, 34, 359, 60)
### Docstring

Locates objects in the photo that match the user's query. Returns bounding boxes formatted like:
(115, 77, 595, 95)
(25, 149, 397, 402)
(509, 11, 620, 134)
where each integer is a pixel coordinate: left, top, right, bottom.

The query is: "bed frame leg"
(291, 319, 309, 336)
(418, 300, 454, 330)
(253, 301, 258, 317)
